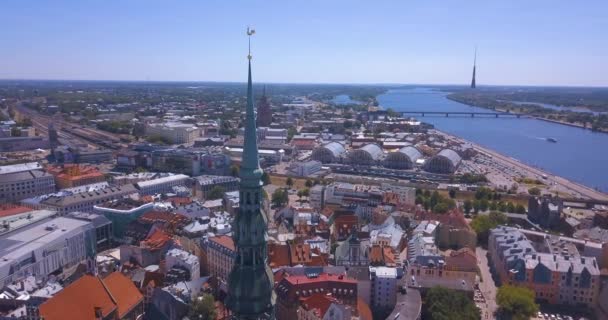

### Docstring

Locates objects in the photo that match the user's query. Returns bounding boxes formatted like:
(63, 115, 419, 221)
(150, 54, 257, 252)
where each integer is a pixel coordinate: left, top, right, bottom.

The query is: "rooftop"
(135, 174, 190, 188)
(0, 162, 43, 175)
(0, 216, 91, 269)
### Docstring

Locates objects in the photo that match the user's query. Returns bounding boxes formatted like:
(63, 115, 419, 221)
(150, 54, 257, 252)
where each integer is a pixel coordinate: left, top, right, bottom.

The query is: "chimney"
(94, 307, 103, 320)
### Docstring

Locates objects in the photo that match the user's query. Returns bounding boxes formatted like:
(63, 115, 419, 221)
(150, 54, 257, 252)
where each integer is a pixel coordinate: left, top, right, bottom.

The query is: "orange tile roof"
(47, 164, 104, 181)
(209, 235, 235, 251)
(168, 196, 192, 206)
(268, 242, 291, 268)
(357, 298, 373, 320)
(141, 228, 172, 250)
(290, 244, 312, 265)
(39, 275, 117, 320)
(300, 293, 337, 316)
(104, 272, 144, 318)
(284, 273, 357, 286)
(0, 204, 31, 218)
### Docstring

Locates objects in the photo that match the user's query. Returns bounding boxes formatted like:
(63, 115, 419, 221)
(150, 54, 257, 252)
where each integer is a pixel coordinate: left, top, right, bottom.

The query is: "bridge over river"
(400, 111, 526, 118)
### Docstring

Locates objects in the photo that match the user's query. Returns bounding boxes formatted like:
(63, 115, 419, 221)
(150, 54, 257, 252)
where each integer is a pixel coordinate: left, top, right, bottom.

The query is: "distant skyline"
(1, 1, 607, 86)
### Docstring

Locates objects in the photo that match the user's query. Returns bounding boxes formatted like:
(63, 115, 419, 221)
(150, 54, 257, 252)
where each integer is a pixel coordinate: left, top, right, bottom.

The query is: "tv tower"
(470, 47, 477, 89)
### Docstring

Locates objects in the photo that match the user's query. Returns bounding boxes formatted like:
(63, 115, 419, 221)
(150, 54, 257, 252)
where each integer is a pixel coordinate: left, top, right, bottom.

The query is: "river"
(377, 88, 608, 192)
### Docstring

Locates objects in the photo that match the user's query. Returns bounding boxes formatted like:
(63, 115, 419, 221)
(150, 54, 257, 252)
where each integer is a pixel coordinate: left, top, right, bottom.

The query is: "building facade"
(0, 166, 55, 203)
(489, 226, 600, 307)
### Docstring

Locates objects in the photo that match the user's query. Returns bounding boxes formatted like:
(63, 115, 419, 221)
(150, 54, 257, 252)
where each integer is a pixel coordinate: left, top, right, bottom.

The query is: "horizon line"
(0, 77, 607, 89)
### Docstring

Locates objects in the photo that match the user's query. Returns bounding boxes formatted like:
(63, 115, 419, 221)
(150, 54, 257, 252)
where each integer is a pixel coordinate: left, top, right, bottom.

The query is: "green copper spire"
(226, 27, 276, 320)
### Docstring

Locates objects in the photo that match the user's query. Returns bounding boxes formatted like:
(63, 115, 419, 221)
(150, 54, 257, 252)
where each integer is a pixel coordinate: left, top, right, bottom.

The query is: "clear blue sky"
(1, 0, 606, 86)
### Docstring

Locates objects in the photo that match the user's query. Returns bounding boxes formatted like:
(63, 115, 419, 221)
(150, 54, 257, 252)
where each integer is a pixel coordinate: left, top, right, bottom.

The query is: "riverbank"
(446, 94, 608, 134)
(534, 117, 608, 133)
(378, 88, 608, 192)
(434, 129, 608, 201)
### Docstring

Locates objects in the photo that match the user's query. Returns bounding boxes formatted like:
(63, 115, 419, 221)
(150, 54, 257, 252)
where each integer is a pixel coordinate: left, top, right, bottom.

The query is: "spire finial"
(247, 26, 256, 60)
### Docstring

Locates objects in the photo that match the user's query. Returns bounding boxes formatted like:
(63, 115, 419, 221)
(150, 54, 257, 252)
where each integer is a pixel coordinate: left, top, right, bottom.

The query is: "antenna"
(474, 46, 477, 66)
(247, 26, 256, 60)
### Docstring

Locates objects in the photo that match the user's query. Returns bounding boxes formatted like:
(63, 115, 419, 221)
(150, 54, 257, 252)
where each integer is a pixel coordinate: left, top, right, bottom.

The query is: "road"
(388, 281, 422, 320)
(476, 247, 498, 319)
(438, 130, 608, 201)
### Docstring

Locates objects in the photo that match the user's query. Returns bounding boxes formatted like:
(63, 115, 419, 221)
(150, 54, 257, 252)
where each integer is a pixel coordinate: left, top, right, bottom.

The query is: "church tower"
(256, 86, 273, 127)
(226, 27, 276, 320)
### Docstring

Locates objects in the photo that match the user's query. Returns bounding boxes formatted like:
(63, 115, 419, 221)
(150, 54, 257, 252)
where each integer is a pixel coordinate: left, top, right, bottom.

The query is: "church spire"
(226, 27, 276, 320)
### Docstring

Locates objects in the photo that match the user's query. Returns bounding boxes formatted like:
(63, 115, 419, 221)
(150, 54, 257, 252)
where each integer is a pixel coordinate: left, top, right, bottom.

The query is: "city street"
(476, 247, 498, 319)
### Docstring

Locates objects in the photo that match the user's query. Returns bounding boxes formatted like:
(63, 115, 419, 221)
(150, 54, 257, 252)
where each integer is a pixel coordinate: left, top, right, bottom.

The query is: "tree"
(207, 186, 226, 200)
(271, 188, 288, 207)
(305, 179, 313, 188)
(471, 211, 508, 246)
(286, 127, 297, 142)
(286, 177, 294, 188)
(506, 202, 516, 213)
(480, 199, 489, 212)
(448, 189, 456, 199)
(463, 200, 472, 214)
(515, 204, 526, 214)
(496, 285, 538, 320)
(261, 172, 271, 185)
(528, 187, 541, 196)
(433, 202, 449, 214)
(302, 188, 310, 198)
(230, 164, 240, 177)
(296, 190, 303, 201)
(188, 294, 217, 320)
(473, 200, 481, 214)
(430, 191, 440, 208)
(422, 286, 480, 320)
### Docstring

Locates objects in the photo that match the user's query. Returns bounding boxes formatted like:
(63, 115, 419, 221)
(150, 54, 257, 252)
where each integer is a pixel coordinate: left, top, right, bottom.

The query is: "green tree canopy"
(496, 285, 539, 320)
(207, 186, 226, 200)
(470, 211, 508, 245)
(188, 294, 217, 320)
(261, 172, 271, 185)
(463, 199, 473, 214)
(271, 188, 288, 207)
(422, 286, 480, 320)
(528, 187, 541, 196)
(286, 177, 294, 188)
(305, 179, 313, 188)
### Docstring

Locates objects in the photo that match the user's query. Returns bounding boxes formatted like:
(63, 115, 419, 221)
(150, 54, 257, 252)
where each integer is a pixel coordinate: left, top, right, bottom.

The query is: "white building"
(381, 184, 416, 207)
(145, 122, 199, 144)
(135, 174, 190, 195)
(0, 215, 95, 287)
(369, 266, 399, 310)
(165, 248, 200, 282)
(0, 162, 56, 203)
(288, 160, 322, 177)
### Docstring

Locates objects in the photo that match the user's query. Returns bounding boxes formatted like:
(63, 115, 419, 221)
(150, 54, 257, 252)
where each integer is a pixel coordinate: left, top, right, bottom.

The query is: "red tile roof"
(300, 293, 338, 317)
(0, 204, 31, 218)
(357, 298, 373, 320)
(290, 244, 312, 265)
(104, 272, 144, 318)
(284, 273, 357, 286)
(141, 228, 172, 250)
(39, 275, 117, 320)
(209, 235, 235, 251)
(268, 242, 291, 268)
